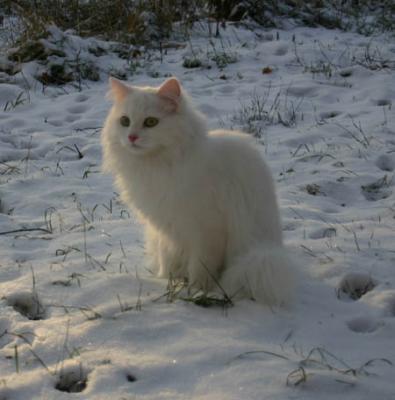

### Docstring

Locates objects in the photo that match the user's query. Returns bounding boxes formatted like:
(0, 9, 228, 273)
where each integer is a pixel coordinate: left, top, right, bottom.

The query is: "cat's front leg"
(145, 225, 186, 279)
(144, 224, 161, 275)
(157, 237, 186, 279)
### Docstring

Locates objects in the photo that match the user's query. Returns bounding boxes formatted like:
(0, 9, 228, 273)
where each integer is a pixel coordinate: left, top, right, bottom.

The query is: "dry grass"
(2, 1, 393, 51)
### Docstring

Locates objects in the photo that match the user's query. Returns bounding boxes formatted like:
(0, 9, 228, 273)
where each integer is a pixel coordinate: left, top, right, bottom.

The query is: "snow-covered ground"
(1, 23, 395, 400)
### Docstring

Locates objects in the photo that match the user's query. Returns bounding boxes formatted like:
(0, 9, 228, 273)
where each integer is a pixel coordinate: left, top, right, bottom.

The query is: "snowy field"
(1, 22, 395, 399)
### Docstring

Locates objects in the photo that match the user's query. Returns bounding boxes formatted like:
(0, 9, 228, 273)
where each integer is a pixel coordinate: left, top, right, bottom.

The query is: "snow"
(1, 22, 395, 399)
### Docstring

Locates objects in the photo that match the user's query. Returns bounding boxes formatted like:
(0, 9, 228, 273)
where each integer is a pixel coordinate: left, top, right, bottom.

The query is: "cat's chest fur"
(117, 150, 217, 236)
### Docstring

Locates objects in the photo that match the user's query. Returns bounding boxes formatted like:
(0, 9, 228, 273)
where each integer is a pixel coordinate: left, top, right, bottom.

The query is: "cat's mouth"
(125, 138, 143, 149)
(128, 141, 148, 153)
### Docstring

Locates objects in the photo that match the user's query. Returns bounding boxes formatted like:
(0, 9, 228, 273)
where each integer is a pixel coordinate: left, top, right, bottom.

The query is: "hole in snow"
(126, 373, 137, 382)
(339, 68, 353, 77)
(337, 273, 376, 301)
(375, 99, 391, 107)
(55, 365, 88, 393)
(6, 291, 46, 320)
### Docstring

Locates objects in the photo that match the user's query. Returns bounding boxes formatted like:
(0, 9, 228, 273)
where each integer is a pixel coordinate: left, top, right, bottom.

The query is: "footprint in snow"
(75, 94, 89, 102)
(48, 120, 64, 127)
(361, 176, 392, 201)
(217, 85, 235, 94)
(375, 154, 395, 172)
(309, 226, 337, 239)
(65, 114, 79, 123)
(303, 181, 355, 206)
(287, 85, 318, 98)
(67, 104, 89, 114)
(304, 179, 390, 206)
(319, 110, 341, 120)
(347, 316, 382, 334)
(1, 118, 26, 130)
(198, 103, 220, 117)
(282, 221, 301, 232)
(273, 44, 288, 56)
(337, 272, 376, 301)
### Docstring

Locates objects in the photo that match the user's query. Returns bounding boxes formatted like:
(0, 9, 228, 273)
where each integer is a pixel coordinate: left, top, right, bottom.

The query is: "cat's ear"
(157, 78, 181, 109)
(108, 77, 132, 102)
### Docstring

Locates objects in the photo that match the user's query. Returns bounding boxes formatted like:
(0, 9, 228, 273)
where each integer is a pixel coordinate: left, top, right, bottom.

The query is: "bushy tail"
(220, 246, 297, 306)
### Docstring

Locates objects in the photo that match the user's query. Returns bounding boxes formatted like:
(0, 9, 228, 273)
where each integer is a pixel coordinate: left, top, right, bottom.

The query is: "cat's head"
(104, 77, 206, 158)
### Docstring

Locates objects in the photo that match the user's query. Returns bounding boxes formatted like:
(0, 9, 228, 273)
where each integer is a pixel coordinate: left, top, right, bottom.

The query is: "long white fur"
(101, 78, 295, 306)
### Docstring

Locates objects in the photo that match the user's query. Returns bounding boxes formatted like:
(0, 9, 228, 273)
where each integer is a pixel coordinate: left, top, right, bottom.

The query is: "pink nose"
(128, 134, 139, 143)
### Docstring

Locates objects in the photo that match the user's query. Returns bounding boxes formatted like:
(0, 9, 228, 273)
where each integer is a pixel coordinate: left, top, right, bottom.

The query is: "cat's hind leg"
(220, 245, 296, 306)
(186, 239, 225, 292)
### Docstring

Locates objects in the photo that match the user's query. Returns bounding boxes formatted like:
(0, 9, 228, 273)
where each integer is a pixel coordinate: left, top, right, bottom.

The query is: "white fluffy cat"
(102, 77, 295, 306)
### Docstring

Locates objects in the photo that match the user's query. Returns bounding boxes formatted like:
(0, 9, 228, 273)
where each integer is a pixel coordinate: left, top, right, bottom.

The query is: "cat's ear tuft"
(108, 77, 131, 102)
(158, 78, 181, 108)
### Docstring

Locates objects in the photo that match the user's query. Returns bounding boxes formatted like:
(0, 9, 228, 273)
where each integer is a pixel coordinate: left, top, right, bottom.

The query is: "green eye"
(143, 117, 159, 128)
(120, 115, 130, 127)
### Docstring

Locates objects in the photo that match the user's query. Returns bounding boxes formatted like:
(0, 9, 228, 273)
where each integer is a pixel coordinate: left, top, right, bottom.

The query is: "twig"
(0, 228, 52, 236)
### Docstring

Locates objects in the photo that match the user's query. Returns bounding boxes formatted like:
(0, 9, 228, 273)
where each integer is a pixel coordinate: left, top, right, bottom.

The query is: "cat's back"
(207, 129, 267, 173)
(205, 128, 277, 205)
(208, 128, 254, 146)
(206, 128, 282, 244)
